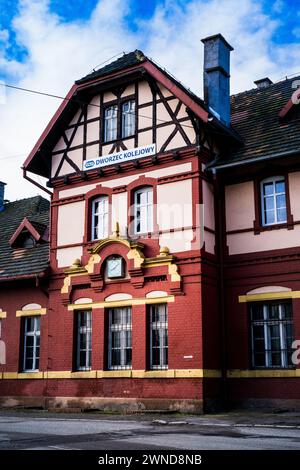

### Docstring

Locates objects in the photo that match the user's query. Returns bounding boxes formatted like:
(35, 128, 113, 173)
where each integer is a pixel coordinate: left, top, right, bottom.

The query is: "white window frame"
(108, 307, 132, 370)
(104, 104, 118, 142)
(91, 196, 109, 240)
(23, 316, 40, 372)
(250, 302, 293, 369)
(76, 310, 92, 371)
(121, 100, 135, 138)
(150, 304, 168, 370)
(260, 176, 287, 226)
(134, 186, 153, 235)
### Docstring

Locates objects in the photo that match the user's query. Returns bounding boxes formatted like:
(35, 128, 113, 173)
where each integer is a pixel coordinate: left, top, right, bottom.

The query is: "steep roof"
(0, 196, 49, 281)
(213, 75, 300, 168)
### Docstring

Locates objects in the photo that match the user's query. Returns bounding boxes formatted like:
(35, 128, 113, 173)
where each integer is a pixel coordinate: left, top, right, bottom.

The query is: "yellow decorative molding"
(67, 295, 175, 311)
(45, 371, 72, 379)
(227, 369, 300, 378)
(0, 311, 7, 319)
(85, 253, 101, 274)
(127, 246, 145, 269)
(16, 308, 47, 317)
(238, 291, 300, 303)
(0, 369, 221, 380)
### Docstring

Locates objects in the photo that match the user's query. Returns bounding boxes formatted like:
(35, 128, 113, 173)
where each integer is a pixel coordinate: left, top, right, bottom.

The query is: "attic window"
(22, 235, 36, 248)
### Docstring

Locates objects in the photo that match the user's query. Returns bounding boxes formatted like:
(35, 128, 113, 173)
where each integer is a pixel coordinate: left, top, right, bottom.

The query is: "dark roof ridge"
(231, 74, 300, 100)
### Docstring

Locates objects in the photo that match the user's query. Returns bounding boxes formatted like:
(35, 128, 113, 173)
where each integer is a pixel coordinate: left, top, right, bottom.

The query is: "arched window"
(91, 196, 109, 240)
(260, 176, 287, 226)
(134, 186, 153, 234)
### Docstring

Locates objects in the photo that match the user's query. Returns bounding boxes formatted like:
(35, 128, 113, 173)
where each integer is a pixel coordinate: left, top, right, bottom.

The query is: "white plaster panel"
(228, 225, 300, 255)
(146, 291, 168, 298)
(157, 124, 175, 150)
(58, 159, 74, 177)
(86, 144, 99, 159)
(247, 286, 291, 294)
(157, 179, 193, 230)
(138, 130, 153, 146)
(165, 131, 187, 151)
(57, 201, 85, 246)
(225, 181, 255, 231)
(138, 81, 153, 104)
(70, 110, 81, 125)
(103, 91, 116, 103)
(74, 298, 93, 304)
(53, 136, 66, 152)
(159, 229, 193, 253)
(57, 246, 83, 268)
(67, 149, 82, 169)
(204, 230, 215, 254)
(138, 105, 152, 129)
(157, 102, 172, 123)
(289, 172, 300, 220)
(112, 192, 128, 236)
(51, 153, 63, 178)
(72, 124, 84, 147)
(203, 181, 215, 230)
(87, 95, 100, 120)
(158, 83, 173, 98)
(58, 163, 192, 198)
(87, 120, 100, 143)
(122, 84, 135, 97)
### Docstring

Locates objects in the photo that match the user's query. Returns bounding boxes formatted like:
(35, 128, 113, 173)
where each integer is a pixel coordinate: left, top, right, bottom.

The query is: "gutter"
(207, 148, 300, 171)
(0, 271, 47, 283)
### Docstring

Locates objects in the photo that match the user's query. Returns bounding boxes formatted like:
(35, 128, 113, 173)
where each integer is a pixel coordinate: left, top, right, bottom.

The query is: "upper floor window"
(250, 301, 293, 368)
(149, 304, 168, 370)
(134, 186, 153, 235)
(91, 196, 109, 240)
(103, 100, 135, 143)
(122, 100, 135, 138)
(104, 105, 118, 142)
(261, 177, 287, 226)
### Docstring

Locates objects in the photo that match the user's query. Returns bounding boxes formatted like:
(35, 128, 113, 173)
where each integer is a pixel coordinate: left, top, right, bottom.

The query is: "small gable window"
(21, 235, 36, 248)
(260, 177, 287, 226)
(103, 99, 135, 143)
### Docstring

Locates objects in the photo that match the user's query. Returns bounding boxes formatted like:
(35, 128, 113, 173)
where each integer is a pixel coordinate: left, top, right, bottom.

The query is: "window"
(75, 310, 92, 371)
(261, 177, 287, 226)
(104, 105, 118, 142)
(103, 100, 135, 142)
(23, 316, 40, 372)
(250, 301, 293, 368)
(149, 304, 168, 370)
(108, 307, 132, 370)
(134, 186, 153, 234)
(91, 196, 109, 240)
(122, 100, 135, 138)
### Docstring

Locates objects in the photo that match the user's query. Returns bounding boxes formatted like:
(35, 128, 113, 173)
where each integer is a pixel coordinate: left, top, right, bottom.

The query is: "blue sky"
(1, 0, 299, 68)
(1, 0, 300, 200)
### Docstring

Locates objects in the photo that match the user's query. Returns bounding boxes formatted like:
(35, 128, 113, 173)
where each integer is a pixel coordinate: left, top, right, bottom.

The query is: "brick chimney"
(0, 181, 6, 212)
(201, 34, 233, 126)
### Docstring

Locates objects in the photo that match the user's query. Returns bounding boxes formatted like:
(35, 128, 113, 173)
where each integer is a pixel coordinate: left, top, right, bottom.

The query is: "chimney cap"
(254, 77, 273, 89)
(201, 33, 234, 51)
(0, 181, 6, 185)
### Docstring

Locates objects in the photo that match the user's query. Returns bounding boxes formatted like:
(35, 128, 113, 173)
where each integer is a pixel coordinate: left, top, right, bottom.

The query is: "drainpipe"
(212, 167, 228, 408)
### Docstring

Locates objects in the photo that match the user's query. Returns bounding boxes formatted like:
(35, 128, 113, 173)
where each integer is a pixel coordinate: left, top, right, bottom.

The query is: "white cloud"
(0, 0, 299, 201)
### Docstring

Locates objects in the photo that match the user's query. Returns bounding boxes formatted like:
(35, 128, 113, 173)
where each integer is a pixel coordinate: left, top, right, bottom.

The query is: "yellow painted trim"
(238, 291, 300, 303)
(16, 308, 47, 317)
(68, 296, 175, 311)
(45, 371, 71, 379)
(97, 370, 132, 378)
(0, 311, 7, 319)
(0, 369, 221, 380)
(70, 371, 97, 379)
(227, 369, 300, 378)
(17, 372, 44, 379)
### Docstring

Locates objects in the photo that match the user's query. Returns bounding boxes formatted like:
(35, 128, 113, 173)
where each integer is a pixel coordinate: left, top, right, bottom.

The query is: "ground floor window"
(75, 310, 92, 371)
(149, 304, 168, 370)
(250, 301, 293, 368)
(23, 316, 40, 372)
(108, 307, 132, 370)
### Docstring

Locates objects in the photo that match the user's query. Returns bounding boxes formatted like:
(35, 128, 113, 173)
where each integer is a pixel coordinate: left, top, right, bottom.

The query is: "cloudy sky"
(0, 0, 300, 201)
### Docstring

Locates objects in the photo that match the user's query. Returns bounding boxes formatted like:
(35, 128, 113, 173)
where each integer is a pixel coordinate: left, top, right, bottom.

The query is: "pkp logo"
(84, 160, 95, 169)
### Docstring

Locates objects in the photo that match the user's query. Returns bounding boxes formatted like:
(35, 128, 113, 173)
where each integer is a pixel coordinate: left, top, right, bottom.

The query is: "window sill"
(253, 221, 294, 235)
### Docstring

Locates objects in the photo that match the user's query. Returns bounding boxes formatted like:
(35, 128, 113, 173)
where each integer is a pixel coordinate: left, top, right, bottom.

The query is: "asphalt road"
(0, 410, 300, 450)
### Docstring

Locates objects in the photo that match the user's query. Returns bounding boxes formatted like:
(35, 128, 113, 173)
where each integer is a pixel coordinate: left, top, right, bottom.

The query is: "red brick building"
(1, 34, 300, 412)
